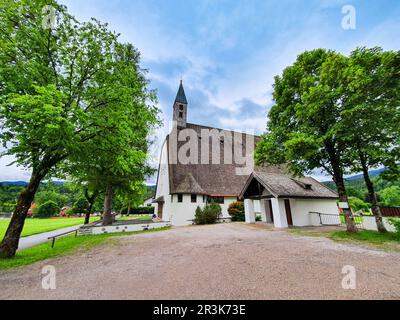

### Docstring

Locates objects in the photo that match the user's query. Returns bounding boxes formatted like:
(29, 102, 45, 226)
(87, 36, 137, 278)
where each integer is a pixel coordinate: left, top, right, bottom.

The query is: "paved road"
(17, 225, 82, 251)
(1, 223, 400, 299)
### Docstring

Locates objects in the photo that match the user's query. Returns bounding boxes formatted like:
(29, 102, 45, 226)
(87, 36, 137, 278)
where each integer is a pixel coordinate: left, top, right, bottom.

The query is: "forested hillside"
(0, 182, 155, 214)
(323, 174, 400, 208)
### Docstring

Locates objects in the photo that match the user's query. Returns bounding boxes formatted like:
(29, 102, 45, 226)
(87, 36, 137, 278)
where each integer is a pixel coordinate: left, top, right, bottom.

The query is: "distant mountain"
(0, 180, 64, 186)
(322, 168, 386, 184)
(344, 168, 386, 181)
(0, 181, 28, 186)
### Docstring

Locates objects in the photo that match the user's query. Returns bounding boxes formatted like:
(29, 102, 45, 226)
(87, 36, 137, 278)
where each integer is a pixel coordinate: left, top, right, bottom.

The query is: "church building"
(153, 82, 339, 227)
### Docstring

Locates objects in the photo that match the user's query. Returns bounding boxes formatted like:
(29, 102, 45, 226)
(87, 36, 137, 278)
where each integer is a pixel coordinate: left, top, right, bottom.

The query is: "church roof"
(163, 122, 337, 198)
(175, 80, 187, 104)
(239, 170, 338, 199)
(158, 81, 337, 199)
(167, 123, 263, 196)
(174, 172, 205, 194)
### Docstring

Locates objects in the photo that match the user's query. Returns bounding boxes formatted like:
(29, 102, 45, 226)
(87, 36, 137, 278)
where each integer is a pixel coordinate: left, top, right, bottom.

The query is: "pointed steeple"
(173, 80, 187, 128)
(175, 80, 187, 104)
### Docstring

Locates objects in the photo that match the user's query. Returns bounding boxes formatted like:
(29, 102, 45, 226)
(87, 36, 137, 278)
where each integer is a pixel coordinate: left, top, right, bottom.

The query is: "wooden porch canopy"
(239, 171, 339, 200)
(239, 173, 276, 200)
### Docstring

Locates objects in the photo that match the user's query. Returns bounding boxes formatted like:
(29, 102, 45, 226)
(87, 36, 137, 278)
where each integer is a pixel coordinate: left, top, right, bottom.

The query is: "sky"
(0, 0, 399, 183)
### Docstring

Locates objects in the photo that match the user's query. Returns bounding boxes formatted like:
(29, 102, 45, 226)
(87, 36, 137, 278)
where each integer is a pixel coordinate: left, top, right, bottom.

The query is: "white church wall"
(154, 140, 171, 222)
(169, 195, 238, 226)
(289, 198, 339, 227)
(170, 194, 204, 225)
(271, 198, 288, 228)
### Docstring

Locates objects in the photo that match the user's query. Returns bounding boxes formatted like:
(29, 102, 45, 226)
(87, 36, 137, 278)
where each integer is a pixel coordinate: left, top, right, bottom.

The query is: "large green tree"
(339, 47, 400, 232)
(380, 186, 400, 207)
(66, 43, 159, 226)
(255, 49, 358, 232)
(0, 1, 157, 257)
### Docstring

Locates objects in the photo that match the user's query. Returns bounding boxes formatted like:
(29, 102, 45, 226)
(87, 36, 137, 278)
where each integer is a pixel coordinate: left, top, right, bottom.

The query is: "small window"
(179, 111, 183, 118)
(191, 194, 197, 203)
(177, 194, 183, 203)
(207, 196, 224, 204)
(203, 195, 206, 203)
(171, 195, 173, 202)
(179, 104, 184, 111)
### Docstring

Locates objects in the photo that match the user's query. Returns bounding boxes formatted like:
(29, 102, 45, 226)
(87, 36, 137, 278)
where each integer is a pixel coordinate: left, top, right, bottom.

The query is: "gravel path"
(1, 223, 400, 300)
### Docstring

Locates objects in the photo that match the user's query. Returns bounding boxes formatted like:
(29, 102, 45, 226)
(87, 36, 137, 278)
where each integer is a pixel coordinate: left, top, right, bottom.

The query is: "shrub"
(34, 201, 59, 218)
(380, 186, 400, 207)
(73, 197, 89, 215)
(120, 206, 154, 215)
(65, 207, 74, 217)
(194, 203, 222, 225)
(348, 196, 370, 213)
(228, 201, 245, 222)
(388, 218, 400, 239)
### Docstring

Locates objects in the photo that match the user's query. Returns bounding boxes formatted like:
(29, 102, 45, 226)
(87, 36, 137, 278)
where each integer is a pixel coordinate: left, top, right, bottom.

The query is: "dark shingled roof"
(240, 170, 338, 199)
(167, 123, 263, 195)
(175, 81, 187, 104)
(163, 122, 338, 199)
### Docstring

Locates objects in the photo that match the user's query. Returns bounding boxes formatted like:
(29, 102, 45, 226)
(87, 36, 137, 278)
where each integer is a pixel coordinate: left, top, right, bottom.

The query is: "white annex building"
(153, 82, 339, 227)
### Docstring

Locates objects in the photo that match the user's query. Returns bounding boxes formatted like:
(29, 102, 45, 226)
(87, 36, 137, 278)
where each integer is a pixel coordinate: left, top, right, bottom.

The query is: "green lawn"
(0, 217, 94, 239)
(330, 229, 400, 245)
(118, 215, 153, 221)
(0, 227, 170, 270)
(339, 214, 364, 224)
(288, 227, 400, 252)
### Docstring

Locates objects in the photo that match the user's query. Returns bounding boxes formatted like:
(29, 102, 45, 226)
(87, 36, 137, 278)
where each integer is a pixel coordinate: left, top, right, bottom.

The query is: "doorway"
(266, 199, 274, 223)
(284, 199, 293, 226)
(157, 202, 164, 220)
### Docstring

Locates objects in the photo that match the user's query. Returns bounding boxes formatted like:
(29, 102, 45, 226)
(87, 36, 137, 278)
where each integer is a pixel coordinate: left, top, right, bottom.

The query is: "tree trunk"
(84, 201, 94, 225)
(102, 183, 113, 226)
(361, 164, 387, 233)
(333, 173, 358, 233)
(126, 201, 131, 216)
(0, 171, 44, 258)
(84, 189, 98, 225)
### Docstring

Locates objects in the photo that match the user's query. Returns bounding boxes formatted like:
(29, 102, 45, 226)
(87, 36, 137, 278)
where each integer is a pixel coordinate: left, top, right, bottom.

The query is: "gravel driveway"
(1, 223, 400, 299)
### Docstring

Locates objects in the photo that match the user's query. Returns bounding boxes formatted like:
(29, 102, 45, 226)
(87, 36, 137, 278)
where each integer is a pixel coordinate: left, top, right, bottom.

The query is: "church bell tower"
(173, 80, 187, 128)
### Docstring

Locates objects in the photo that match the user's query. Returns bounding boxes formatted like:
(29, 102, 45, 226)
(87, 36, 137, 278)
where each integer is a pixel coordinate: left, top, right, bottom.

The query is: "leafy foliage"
(34, 190, 68, 209)
(323, 173, 400, 207)
(255, 47, 400, 233)
(72, 197, 89, 215)
(0, 0, 159, 256)
(348, 196, 369, 213)
(194, 203, 222, 225)
(254, 49, 358, 232)
(388, 218, 400, 239)
(380, 186, 400, 207)
(121, 206, 154, 215)
(34, 201, 59, 218)
(228, 201, 245, 222)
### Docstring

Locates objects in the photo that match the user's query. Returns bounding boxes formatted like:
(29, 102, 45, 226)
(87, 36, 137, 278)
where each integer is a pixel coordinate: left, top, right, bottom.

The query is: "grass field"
(118, 215, 152, 221)
(0, 214, 153, 240)
(0, 217, 93, 239)
(289, 227, 400, 252)
(330, 229, 400, 244)
(0, 227, 170, 270)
